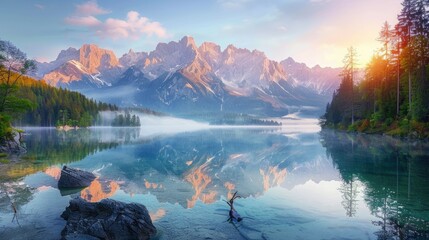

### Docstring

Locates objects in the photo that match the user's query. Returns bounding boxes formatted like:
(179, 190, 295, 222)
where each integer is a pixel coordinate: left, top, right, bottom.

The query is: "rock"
(61, 197, 157, 240)
(0, 131, 26, 155)
(58, 166, 96, 189)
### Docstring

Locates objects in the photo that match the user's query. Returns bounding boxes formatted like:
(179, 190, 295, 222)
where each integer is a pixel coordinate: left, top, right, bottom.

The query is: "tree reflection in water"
(321, 130, 429, 239)
(338, 175, 359, 217)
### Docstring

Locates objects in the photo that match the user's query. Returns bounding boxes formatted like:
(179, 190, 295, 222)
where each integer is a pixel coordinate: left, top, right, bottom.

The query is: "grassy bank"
(323, 118, 429, 139)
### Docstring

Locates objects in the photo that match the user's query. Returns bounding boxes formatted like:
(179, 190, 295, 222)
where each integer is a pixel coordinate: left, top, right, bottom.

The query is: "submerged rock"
(58, 166, 96, 189)
(61, 197, 157, 240)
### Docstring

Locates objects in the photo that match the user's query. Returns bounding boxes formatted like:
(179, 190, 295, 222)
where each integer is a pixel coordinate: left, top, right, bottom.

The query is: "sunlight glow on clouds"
(65, 0, 167, 40)
(217, 0, 402, 67)
(0, 0, 403, 67)
(75, 0, 110, 16)
(66, 16, 101, 27)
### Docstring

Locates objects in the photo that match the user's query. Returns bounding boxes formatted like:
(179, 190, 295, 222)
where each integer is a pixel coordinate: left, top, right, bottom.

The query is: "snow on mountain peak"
(133, 36, 199, 79)
(43, 60, 88, 86)
(215, 44, 287, 92)
(119, 49, 148, 67)
(32, 35, 345, 117)
(280, 58, 341, 95)
(37, 36, 341, 102)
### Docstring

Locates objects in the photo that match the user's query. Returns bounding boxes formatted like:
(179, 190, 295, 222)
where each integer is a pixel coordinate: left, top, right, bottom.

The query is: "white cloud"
(99, 11, 167, 39)
(75, 0, 110, 16)
(66, 16, 102, 27)
(65, 2, 167, 40)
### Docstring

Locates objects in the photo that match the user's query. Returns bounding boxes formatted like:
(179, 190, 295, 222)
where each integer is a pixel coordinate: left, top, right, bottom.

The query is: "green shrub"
(371, 112, 383, 122)
(385, 118, 393, 126)
(0, 114, 13, 142)
(400, 118, 410, 132)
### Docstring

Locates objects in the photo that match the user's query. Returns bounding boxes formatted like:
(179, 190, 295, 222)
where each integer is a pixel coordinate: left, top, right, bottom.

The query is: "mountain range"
(34, 36, 342, 117)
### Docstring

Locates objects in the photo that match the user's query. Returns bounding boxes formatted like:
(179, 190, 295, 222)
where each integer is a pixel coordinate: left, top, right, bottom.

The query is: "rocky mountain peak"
(312, 64, 322, 70)
(198, 42, 222, 68)
(281, 57, 297, 66)
(199, 42, 221, 53)
(154, 36, 197, 55)
(119, 49, 148, 67)
(78, 44, 120, 73)
(56, 47, 79, 62)
(252, 49, 266, 57)
(280, 57, 341, 95)
(179, 36, 197, 49)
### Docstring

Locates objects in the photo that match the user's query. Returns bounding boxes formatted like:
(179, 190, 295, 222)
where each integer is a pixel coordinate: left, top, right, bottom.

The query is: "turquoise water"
(0, 126, 428, 239)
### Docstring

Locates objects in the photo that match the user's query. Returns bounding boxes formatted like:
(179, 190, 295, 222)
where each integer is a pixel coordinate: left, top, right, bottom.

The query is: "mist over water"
(98, 111, 320, 139)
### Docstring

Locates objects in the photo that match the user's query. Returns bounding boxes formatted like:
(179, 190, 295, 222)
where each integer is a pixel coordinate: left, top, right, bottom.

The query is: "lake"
(0, 122, 429, 239)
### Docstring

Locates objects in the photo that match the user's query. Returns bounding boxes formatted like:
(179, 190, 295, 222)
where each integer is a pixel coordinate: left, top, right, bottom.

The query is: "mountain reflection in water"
(0, 126, 428, 239)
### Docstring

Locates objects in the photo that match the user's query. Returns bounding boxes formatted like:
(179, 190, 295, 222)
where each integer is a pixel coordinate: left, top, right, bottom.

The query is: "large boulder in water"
(58, 166, 96, 189)
(61, 197, 157, 240)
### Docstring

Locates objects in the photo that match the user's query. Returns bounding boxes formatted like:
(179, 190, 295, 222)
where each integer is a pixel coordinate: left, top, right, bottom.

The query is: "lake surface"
(0, 123, 429, 239)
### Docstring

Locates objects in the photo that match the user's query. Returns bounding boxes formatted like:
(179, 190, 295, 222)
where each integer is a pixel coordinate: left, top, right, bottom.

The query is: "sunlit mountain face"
(33, 37, 341, 117)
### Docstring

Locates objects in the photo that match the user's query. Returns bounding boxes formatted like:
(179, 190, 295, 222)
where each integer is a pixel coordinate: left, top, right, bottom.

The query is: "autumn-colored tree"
(0, 40, 35, 141)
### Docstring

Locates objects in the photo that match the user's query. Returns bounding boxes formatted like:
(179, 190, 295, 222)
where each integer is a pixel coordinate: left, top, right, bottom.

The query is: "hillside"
(2, 72, 117, 127)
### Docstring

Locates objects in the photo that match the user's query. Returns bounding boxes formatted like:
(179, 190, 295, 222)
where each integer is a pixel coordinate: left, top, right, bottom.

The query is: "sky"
(0, 0, 403, 68)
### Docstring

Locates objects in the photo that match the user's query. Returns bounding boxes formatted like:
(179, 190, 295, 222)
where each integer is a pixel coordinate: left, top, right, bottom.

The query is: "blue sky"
(0, 0, 402, 67)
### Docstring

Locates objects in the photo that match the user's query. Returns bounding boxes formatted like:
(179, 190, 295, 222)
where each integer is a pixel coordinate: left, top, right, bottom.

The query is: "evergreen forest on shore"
(322, 0, 429, 138)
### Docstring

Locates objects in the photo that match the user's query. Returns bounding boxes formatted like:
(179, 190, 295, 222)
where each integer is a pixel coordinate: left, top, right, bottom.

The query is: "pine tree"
(392, 25, 402, 116)
(343, 47, 358, 125)
(398, 0, 415, 116)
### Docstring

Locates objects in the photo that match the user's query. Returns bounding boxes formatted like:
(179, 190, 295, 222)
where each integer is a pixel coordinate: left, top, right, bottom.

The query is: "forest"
(2, 72, 118, 128)
(16, 77, 118, 127)
(322, 0, 429, 138)
(0, 40, 117, 143)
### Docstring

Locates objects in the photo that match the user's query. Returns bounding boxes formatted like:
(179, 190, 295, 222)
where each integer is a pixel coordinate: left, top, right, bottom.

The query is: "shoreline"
(321, 125, 429, 142)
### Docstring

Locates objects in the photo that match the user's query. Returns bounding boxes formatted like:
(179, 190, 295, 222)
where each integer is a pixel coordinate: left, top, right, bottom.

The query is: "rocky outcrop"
(58, 166, 96, 189)
(61, 197, 157, 240)
(0, 131, 26, 155)
(79, 44, 120, 74)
